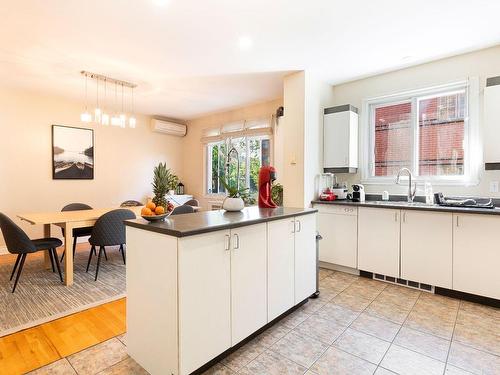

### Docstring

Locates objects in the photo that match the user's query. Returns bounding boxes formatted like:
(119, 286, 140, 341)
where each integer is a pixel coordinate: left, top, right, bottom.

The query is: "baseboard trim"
(319, 261, 360, 276)
(435, 287, 500, 309)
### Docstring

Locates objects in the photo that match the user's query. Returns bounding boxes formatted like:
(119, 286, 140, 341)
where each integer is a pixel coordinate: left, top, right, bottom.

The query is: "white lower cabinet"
(178, 230, 232, 375)
(453, 214, 500, 299)
(267, 218, 295, 321)
(358, 207, 400, 278)
(400, 210, 452, 288)
(316, 205, 357, 268)
(230, 223, 267, 345)
(294, 213, 317, 304)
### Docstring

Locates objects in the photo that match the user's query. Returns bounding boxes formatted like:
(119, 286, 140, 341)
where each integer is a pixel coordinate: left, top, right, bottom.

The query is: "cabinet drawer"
(313, 204, 357, 216)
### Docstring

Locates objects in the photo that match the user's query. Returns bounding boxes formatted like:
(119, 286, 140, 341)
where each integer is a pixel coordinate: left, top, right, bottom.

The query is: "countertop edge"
(125, 208, 318, 237)
(311, 200, 500, 215)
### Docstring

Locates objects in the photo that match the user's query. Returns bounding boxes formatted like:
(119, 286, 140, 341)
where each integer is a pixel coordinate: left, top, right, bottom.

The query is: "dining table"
(18, 206, 143, 286)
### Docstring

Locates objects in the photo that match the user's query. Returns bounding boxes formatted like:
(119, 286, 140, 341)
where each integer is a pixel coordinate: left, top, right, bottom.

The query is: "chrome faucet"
(395, 168, 417, 203)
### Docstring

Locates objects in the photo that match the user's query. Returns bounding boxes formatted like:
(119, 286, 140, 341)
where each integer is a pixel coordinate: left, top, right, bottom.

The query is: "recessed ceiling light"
(238, 36, 253, 51)
(152, 0, 170, 6)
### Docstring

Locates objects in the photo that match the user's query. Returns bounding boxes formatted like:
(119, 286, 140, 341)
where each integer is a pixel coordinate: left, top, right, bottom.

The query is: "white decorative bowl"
(222, 197, 245, 211)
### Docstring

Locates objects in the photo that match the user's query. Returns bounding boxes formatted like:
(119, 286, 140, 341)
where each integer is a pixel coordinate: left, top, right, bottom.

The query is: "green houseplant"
(219, 175, 247, 211)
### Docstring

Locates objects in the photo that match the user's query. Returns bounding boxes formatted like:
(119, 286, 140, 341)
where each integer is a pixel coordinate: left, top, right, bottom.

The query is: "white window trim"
(203, 135, 274, 198)
(360, 78, 480, 186)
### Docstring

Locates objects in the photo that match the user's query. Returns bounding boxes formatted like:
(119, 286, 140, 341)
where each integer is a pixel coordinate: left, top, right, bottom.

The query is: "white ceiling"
(1, 0, 499, 119)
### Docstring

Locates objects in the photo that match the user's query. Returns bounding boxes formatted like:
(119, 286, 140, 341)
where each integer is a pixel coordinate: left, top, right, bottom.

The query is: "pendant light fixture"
(80, 71, 136, 128)
(80, 73, 92, 123)
(101, 78, 110, 125)
(129, 86, 136, 128)
(94, 78, 101, 123)
(111, 82, 121, 126)
(119, 83, 126, 128)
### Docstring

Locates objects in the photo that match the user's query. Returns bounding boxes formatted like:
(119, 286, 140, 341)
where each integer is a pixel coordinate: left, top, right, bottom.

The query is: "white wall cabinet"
(323, 105, 358, 173)
(294, 214, 317, 304)
(400, 210, 452, 288)
(315, 205, 357, 268)
(358, 207, 400, 278)
(267, 218, 296, 321)
(178, 230, 232, 375)
(230, 223, 267, 345)
(453, 214, 500, 299)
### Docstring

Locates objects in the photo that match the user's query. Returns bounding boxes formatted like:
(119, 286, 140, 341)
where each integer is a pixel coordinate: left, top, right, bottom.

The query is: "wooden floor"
(0, 245, 126, 375)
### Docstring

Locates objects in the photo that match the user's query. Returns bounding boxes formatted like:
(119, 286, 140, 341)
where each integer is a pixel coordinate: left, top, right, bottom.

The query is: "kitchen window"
(362, 80, 479, 185)
(203, 118, 273, 199)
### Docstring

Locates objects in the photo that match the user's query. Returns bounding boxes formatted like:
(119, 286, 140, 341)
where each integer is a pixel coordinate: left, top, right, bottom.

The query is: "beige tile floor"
(29, 269, 500, 375)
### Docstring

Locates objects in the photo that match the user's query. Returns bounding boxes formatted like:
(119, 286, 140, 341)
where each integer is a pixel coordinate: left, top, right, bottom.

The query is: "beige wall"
(331, 45, 500, 197)
(0, 87, 183, 246)
(181, 99, 283, 210)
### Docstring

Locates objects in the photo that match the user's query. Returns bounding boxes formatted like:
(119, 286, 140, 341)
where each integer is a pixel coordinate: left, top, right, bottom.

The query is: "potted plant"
(219, 176, 248, 211)
(167, 172, 179, 196)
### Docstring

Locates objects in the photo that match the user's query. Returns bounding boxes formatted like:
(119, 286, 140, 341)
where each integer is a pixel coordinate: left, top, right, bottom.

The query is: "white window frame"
(360, 78, 480, 186)
(204, 135, 273, 197)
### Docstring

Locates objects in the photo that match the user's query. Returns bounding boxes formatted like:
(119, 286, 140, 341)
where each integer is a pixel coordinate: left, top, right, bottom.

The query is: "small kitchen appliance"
(258, 166, 278, 208)
(352, 184, 365, 202)
(332, 182, 349, 200)
(318, 173, 336, 201)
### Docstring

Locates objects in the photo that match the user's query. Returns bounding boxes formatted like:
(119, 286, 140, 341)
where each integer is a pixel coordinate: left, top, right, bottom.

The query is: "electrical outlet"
(490, 181, 499, 193)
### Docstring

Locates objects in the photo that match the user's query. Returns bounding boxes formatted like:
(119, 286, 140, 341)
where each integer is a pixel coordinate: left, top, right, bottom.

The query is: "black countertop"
(125, 206, 317, 237)
(311, 199, 500, 215)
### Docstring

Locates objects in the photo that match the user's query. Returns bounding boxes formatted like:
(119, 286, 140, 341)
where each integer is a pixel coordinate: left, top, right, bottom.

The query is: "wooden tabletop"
(18, 207, 143, 225)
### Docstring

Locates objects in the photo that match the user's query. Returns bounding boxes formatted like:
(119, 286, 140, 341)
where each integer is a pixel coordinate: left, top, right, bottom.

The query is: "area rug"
(0, 246, 126, 337)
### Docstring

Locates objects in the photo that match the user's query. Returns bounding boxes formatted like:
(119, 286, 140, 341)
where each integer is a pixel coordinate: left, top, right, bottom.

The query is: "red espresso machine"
(258, 166, 277, 208)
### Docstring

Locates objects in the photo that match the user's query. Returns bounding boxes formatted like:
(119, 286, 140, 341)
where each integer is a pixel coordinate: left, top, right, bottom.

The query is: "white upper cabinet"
(323, 105, 358, 173)
(400, 210, 452, 288)
(453, 213, 500, 299)
(483, 78, 500, 164)
(230, 223, 267, 346)
(294, 214, 317, 304)
(358, 207, 400, 278)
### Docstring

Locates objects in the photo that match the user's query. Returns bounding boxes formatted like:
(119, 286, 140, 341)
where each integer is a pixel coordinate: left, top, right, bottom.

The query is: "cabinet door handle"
(291, 220, 296, 233)
(403, 212, 406, 223)
(233, 233, 239, 249)
(224, 234, 230, 251)
(394, 212, 398, 222)
(294, 220, 301, 233)
(456, 216, 459, 227)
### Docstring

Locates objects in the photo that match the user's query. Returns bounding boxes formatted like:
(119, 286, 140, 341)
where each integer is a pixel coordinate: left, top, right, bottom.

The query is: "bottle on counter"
(424, 182, 434, 205)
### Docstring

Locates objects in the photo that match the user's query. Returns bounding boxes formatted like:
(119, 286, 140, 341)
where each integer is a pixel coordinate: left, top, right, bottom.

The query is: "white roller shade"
(201, 117, 273, 143)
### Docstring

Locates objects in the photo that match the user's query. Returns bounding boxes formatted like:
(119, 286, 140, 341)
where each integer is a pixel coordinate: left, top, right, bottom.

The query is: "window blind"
(201, 117, 273, 143)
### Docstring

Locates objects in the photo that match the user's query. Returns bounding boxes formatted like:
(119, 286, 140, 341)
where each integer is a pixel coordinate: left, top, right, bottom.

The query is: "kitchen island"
(124, 207, 317, 375)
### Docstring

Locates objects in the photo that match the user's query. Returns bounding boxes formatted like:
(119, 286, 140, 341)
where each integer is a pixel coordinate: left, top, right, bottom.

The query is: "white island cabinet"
(125, 207, 317, 375)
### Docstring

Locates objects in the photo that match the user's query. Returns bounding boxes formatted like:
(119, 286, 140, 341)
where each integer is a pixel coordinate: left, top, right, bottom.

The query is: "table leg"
(43, 224, 51, 269)
(63, 222, 74, 286)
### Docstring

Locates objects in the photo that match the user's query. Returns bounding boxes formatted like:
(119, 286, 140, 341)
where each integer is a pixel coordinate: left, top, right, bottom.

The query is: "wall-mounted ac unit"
(151, 118, 187, 137)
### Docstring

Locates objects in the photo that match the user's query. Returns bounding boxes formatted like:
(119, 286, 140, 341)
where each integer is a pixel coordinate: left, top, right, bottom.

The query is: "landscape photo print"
(52, 125, 94, 179)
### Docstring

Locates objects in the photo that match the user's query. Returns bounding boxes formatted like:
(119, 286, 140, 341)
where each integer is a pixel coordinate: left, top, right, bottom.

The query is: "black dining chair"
(86, 209, 135, 281)
(183, 199, 199, 207)
(120, 200, 143, 207)
(0, 213, 63, 292)
(171, 205, 195, 215)
(60, 203, 93, 263)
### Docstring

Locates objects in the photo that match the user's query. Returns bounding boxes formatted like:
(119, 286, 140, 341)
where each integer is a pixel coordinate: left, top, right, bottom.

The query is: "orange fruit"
(155, 206, 165, 215)
(141, 207, 153, 216)
(146, 201, 156, 210)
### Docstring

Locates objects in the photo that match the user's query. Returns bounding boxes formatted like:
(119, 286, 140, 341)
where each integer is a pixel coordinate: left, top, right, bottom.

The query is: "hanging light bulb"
(119, 83, 126, 128)
(94, 75, 101, 123)
(129, 85, 136, 128)
(101, 78, 109, 125)
(80, 73, 92, 123)
(111, 82, 121, 126)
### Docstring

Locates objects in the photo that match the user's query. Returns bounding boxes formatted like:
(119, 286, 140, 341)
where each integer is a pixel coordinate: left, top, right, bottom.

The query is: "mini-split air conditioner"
(150, 118, 187, 137)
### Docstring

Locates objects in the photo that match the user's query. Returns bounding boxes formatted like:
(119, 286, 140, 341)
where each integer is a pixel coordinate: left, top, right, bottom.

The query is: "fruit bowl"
(141, 211, 172, 222)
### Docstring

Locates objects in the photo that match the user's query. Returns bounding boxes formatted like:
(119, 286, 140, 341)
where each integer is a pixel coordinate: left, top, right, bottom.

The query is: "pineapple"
(152, 162, 169, 208)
